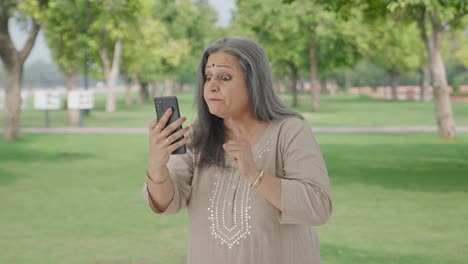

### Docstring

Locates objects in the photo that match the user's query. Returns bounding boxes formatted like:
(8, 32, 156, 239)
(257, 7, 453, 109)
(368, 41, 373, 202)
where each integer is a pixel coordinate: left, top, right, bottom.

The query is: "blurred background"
(1, 0, 467, 263)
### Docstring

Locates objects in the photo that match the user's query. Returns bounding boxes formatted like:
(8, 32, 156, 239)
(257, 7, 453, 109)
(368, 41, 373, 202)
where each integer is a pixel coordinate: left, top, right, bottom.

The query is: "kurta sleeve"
(141, 141, 194, 214)
(278, 118, 332, 226)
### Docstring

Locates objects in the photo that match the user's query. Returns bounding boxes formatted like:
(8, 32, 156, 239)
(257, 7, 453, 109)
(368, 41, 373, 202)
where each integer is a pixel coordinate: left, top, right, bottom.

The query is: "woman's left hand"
(223, 118, 259, 183)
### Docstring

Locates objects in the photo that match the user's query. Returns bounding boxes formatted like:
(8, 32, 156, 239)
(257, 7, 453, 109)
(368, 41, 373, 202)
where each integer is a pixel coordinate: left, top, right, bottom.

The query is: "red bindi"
(212, 64, 215, 67)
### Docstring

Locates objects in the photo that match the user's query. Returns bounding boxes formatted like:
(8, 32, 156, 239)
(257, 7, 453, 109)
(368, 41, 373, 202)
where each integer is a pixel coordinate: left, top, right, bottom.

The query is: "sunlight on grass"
(1, 133, 467, 263)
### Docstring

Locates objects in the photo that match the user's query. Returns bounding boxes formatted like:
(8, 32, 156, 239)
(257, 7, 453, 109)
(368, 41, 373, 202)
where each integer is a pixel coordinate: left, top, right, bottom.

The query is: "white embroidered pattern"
(208, 122, 277, 249)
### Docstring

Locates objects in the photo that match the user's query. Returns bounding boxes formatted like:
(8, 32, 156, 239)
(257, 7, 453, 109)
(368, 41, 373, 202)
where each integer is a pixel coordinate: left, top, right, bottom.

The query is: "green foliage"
(233, 0, 365, 79)
(314, 9, 366, 75)
(120, 0, 189, 83)
(119, 0, 219, 84)
(387, 0, 468, 25)
(232, 0, 307, 76)
(159, 0, 220, 83)
(44, 0, 87, 75)
(43, 0, 144, 80)
(451, 25, 468, 68)
(17, 0, 50, 23)
(348, 60, 388, 87)
(366, 19, 423, 77)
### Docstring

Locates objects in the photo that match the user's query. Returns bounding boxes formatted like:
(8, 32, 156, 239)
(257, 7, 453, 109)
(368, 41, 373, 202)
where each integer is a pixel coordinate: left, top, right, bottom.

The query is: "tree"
(120, 0, 190, 103)
(387, 0, 468, 139)
(233, 0, 308, 106)
(453, 28, 468, 69)
(0, 0, 48, 140)
(168, 0, 220, 87)
(149, 0, 218, 95)
(307, 0, 468, 138)
(235, 0, 364, 110)
(44, 0, 88, 125)
(366, 19, 422, 100)
(85, 0, 142, 112)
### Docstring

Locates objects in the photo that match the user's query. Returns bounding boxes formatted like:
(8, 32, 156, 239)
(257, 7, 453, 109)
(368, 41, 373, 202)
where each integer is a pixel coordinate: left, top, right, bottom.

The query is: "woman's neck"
(224, 115, 268, 144)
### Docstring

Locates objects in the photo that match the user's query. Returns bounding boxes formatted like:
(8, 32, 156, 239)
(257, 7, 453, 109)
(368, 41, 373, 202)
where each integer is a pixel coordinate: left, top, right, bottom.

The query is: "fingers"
(165, 126, 190, 146)
(151, 108, 173, 133)
(223, 141, 245, 161)
(168, 134, 190, 153)
(159, 116, 187, 138)
(150, 119, 158, 130)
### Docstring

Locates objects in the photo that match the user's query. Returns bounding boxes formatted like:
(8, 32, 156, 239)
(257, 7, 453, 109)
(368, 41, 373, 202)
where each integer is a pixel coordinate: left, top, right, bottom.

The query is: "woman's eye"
(221, 75, 231, 81)
(205, 76, 212, 81)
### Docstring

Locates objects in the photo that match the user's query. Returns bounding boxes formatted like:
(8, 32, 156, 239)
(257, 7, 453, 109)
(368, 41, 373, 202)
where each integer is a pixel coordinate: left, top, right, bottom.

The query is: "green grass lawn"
(1, 133, 467, 263)
(8, 91, 468, 128)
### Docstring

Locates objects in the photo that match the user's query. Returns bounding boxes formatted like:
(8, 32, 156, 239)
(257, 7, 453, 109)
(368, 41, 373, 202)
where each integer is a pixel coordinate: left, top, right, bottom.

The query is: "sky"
(9, 0, 236, 66)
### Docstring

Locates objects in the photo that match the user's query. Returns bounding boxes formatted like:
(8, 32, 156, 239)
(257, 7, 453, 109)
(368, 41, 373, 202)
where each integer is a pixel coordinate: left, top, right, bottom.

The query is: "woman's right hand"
(147, 108, 190, 179)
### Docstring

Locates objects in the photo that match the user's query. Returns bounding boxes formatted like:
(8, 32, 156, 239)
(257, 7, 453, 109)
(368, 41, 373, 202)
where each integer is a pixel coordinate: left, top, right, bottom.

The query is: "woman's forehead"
(206, 51, 238, 68)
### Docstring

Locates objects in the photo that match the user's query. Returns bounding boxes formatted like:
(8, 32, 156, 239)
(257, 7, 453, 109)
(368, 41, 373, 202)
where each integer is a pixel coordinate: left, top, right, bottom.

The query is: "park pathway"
(1, 126, 468, 134)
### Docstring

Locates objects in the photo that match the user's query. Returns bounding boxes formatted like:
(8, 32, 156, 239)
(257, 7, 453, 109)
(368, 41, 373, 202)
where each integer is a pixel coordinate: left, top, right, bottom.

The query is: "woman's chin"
(208, 108, 228, 119)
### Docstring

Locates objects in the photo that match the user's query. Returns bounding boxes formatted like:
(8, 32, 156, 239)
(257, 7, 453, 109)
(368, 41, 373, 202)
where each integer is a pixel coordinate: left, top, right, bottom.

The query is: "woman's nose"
(209, 80, 220, 92)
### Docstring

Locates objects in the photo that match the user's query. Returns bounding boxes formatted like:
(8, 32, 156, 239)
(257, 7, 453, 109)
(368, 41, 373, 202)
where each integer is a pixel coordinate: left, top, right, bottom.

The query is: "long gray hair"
(191, 36, 302, 168)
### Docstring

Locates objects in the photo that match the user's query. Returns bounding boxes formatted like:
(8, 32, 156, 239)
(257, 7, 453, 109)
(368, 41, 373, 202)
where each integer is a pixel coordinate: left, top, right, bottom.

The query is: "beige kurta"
(142, 117, 332, 264)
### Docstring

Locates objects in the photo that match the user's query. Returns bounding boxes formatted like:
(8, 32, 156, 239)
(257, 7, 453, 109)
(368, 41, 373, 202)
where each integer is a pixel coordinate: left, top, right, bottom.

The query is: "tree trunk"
(320, 78, 327, 95)
(182, 83, 192, 92)
(152, 82, 161, 98)
(419, 64, 431, 101)
(3, 65, 22, 140)
(65, 72, 80, 126)
(164, 79, 174, 95)
(125, 83, 132, 107)
(0, 15, 40, 140)
(174, 82, 182, 93)
(139, 82, 149, 103)
(430, 29, 456, 139)
(309, 39, 320, 112)
(124, 75, 134, 107)
(105, 75, 117, 112)
(344, 68, 351, 91)
(273, 76, 281, 94)
(418, 8, 456, 138)
(389, 71, 400, 101)
(298, 78, 304, 93)
(288, 62, 298, 107)
(99, 39, 122, 113)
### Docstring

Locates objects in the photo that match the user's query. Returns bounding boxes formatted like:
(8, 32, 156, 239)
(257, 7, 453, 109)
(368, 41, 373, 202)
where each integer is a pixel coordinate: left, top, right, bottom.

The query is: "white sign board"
(21, 91, 28, 109)
(34, 90, 62, 110)
(0, 90, 28, 110)
(67, 90, 94, 109)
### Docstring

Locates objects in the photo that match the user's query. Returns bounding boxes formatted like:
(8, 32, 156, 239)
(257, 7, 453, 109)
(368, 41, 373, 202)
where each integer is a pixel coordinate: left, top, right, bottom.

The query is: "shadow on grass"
(322, 139, 468, 193)
(321, 242, 461, 264)
(0, 137, 95, 186)
(0, 168, 22, 185)
(0, 146, 94, 163)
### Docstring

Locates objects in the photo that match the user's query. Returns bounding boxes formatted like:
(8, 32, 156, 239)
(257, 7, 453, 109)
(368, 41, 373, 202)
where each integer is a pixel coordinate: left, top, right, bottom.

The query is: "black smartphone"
(154, 96, 187, 154)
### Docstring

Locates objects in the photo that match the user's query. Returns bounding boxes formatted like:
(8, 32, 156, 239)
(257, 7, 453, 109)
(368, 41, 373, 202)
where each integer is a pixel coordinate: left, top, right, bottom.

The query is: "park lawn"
(9, 91, 468, 128)
(1, 133, 467, 264)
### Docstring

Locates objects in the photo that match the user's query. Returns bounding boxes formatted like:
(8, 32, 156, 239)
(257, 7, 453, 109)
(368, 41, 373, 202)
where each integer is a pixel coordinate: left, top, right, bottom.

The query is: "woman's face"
(203, 51, 251, 119)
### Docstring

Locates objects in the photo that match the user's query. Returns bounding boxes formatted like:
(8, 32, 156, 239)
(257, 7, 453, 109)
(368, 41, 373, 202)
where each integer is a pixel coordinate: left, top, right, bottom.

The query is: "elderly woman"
(143, 37, 332, 263)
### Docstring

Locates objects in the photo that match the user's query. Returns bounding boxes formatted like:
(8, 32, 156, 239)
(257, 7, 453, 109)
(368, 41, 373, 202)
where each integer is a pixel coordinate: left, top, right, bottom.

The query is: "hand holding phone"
(153, 96, 187, 155)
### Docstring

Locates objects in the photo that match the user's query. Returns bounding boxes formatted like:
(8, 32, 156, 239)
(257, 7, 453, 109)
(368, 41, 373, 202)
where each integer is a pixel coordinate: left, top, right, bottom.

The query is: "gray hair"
(191, 36, 302, 168)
